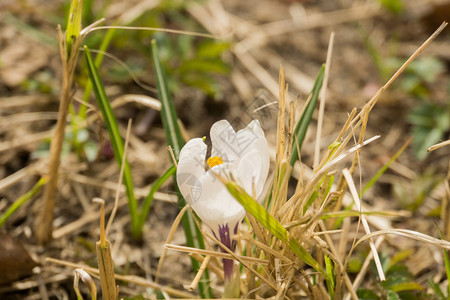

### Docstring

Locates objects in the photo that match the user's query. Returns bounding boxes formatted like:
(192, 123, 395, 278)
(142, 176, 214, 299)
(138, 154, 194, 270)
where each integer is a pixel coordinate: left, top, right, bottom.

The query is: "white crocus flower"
(176, 119, 270, 281)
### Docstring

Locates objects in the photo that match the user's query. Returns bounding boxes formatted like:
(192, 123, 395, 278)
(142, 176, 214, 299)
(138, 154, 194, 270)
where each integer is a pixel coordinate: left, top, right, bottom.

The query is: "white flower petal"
(193, 165, 245, 233)
(235, 120, 265, 154)
(243, 119, 265, 138)
(210, 120, 241, 162)
(176, 138, 206, 205)
(236, 137, 270, 199)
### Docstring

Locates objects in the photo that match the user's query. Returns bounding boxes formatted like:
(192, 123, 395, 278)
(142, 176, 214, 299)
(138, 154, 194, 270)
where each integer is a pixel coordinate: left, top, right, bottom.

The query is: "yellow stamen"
(207, 156, 224, 168)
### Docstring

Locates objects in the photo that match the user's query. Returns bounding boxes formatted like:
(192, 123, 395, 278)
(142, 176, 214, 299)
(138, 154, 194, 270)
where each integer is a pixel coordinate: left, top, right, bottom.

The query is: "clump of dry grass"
(159, 22, 450, 299)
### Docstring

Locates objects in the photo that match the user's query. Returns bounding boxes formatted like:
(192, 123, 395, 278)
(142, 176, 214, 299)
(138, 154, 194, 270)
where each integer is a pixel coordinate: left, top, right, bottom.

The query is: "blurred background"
(0, 0, 449, 298)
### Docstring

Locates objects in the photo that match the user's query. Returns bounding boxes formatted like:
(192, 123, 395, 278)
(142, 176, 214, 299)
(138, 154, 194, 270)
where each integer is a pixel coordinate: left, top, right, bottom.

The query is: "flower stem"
(223, 265, 240, 298)
(216, 222, 240, 297)
(222, 257, 234, 282)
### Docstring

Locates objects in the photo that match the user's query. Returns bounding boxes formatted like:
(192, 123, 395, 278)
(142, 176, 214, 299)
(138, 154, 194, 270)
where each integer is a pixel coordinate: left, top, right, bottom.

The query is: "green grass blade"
(325, 254, 335, 298)
(428, 279, 446, 299)
(138, 165, 176, 228)
(444, 246, 450, 296)
(3, 13, 57, 47)
(290, 65, 325, 166)
(151, 39, 212, 298)
(0, 177, 48, 229)
(361, 137, 412, 197)
(303, 175, 334, 214)
(66, 0, 83, 56)
(225, 181, 328, 279)
(71, 27, 116, 157)
(151, 40, 184, 157)
(437, 230, 450, 297)
(84, 46, 139, 237)
(79, 26, 116, 120)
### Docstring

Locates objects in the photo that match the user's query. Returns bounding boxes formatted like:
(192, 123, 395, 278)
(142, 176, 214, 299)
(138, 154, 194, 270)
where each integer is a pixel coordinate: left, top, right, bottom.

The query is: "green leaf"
(84, 46, 139, 237)
(151, 39, 212, 298)
(377, 0, 404, 14)
(385, 265, 414, 282)
(225, 181, 328, 279)
(388, 249, 414, 270)
(290, 65, 325, 166)
(197, 41, 230, 58)
(66, 0, 83, 56)
(408, 102, 450, 160)
(409, 57, 444, 83)
(178, 59, 230, 75)
(357, 289, 380, 300)
(138, 165, 176, 228)
(348, 256, 363, 273)
(180, 72, 220, 96)
(386, 290, 401, 300)
(389, 282, 423, 293)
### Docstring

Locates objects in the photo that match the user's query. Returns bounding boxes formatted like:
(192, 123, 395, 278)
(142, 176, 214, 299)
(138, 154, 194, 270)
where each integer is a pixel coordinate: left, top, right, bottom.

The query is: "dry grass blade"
(428, 139, 450, 152)
(187, 255, 211, 291)
(111, 94, 160, 111)
(237, 234, 296, 266)
(164, 244, 268, 265)
(52, 200, 122, 239)
(284, 135, 380, 215)
(314, 32, 334, 170)
(342, 168, 385, 281)
(87, 25, 217, 39)
(203, 230, 278, 292)
(45, 258, 195, 298)
(155, 205, 188, 283)
(93, 198, 117, 300)
(66, 173, 177, 203)
(36, 23, 82, 244)
(0, 162, 42, 192)
(354, 229, 450, 250)
(383, 22, 447, 89)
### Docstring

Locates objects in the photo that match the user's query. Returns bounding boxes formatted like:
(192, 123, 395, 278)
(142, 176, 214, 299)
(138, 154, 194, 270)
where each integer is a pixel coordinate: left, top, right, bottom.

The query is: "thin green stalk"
(290, 65, 325, 167)
(138, 165, 176, 228)
(325, 255, 335, 299)
(151, 39, 212, 298)
(360, 137, 412, 197)
(444, 245, 450, 297)
(84, 46, 139, 238)
(79, 27, 116, 120)
(71, 27, 116, 157)
(0, 177, 48, 229)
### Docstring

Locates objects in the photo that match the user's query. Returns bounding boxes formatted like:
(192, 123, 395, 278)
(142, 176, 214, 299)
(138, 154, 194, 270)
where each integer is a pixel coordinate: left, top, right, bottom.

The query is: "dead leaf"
(0, 232, 37, 285)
